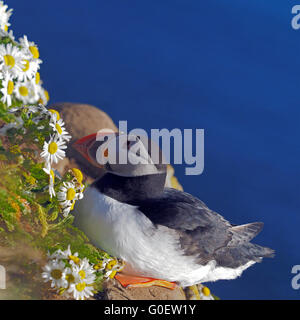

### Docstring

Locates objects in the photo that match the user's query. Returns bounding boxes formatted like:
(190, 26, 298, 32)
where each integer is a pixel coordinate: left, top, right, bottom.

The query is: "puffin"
(73, 132, 274, 291)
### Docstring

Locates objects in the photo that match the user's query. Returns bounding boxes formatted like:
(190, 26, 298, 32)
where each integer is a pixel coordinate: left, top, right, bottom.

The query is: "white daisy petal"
(42, 259, 67, 289)
(14, 79, 39, 104)
(43, 166, 56, 198)
(19, 35, 41, 61)
(0, 1, 13, 32)
(0, 70, 14, 106)
(40, 135, 66, 165)
(49, 118, 71, 142)
(0, 43, 24, 78)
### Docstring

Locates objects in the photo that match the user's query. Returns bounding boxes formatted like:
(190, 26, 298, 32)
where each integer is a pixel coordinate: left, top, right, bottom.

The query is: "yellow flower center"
(66, 188, 76, 201)
(48, 109, 60, 120)
(93, 261, 103, 270)
(4, 54, 15, 68)
(69, 255, 80, 265)
(109, 270, 117, 279)
(44, 90, 49, 102)
(50, 269, 62, 280)
(71, 168, 83, 184)
(7, 80, 14, 95)
(35, 71, 40, 84)
(48, 141, 58, 155)
(22, 59, 30, 72)
(4, 25, 8, 32)
(65, 273, 75, 283)
(78, 270, 86, 279)
(19, 86, 28, 97)
(70, 201, 75, 211)
(106, 259, 117, 270)
(29, 46, 39, 59)
(50, 169, 55, 183)
(75, 282, 86, 292)
(55, 123, 62, 134)
(58, 288, 66, 295)
(202, 286, 210, 296)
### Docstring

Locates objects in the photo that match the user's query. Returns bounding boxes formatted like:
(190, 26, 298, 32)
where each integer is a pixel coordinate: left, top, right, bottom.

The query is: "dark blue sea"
(12, 0, 300, 299)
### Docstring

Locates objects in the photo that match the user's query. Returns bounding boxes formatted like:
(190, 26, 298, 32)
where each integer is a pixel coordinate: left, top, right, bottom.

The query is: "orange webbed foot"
(114, 272, 177, 290)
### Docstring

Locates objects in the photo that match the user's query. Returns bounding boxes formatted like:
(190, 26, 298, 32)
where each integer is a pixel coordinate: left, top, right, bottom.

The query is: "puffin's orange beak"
(73, 133, 97, 163)
(73, 131, 117, 165)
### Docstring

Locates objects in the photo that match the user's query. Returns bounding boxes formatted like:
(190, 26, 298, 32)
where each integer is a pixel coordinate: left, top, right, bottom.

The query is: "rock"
(49, 102, 187, 300)
(101, 279, 186, 300)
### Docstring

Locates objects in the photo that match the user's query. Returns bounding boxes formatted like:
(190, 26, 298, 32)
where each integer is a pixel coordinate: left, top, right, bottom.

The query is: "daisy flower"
(19, 35, 41, 60)
(0, 43, 23, 77)
(73, 258, 96, 284)
(48, 245, 80, 263)
(103, 258, 124, 279)
(0, 29, 14, 41)
(71, 168, 83, 185)
(42, 247, 96, 300)
(0, 71, 14, 106)
(64, 245, 81, 265)
(36, 83, 49, 105)
(42, 259, 67, 289)
(48, 108, 60, 121)
(47, 248, 66, 261)
(14, 80, 39, 104)
(40, 135, 66, 165)
(0, 1, 12, 32)
(93, 257, 111, 272)
(57, 182, 83, 217)
(67, 199, 80, 217)
(64, 266, 80, 287)
(60, 202, 74, 218)
(93, 257, 124, 279)
(67, 281, 95, 300)
(49, 118, 71, 142)
(198, 285, 214, 300)
(43, 165, 56, 198)
(17, 57, 40, 81)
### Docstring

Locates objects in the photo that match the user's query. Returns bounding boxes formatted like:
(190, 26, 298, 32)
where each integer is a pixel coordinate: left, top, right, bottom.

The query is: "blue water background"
(12, 0, 300, 299)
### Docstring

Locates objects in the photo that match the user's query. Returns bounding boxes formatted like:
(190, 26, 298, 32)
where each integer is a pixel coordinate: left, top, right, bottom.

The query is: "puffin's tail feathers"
(213, 222, 275, 269)
(229, 222, 264, 246)
(251, 243, 275, 259)
(215, 242, 275, 270)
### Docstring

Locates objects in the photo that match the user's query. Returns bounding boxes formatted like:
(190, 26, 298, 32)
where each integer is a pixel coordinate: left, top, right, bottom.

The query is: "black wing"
(137, 188, 274, 268)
